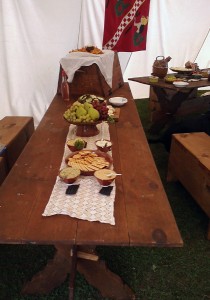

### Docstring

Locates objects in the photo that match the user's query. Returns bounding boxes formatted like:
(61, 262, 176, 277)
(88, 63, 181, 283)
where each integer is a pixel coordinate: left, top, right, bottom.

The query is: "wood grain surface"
(0, 84, 183, 247)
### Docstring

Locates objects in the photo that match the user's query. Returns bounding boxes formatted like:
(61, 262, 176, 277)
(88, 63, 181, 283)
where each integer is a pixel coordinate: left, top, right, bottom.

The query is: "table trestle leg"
(69, 245, 78, 300)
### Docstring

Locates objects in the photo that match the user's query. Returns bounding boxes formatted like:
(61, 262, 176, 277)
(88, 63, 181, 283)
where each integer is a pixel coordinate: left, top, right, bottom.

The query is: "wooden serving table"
(0, 84, 183, 299)
(129, 76, 210, 133)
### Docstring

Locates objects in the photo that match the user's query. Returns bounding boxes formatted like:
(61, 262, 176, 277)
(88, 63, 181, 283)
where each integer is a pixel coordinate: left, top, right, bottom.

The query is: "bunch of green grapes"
(63, 101, 79, 122)
(64, 101, 98, 123)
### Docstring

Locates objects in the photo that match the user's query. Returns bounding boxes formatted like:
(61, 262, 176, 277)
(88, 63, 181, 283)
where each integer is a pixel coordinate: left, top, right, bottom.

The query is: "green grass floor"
(0, 99, 210, 300)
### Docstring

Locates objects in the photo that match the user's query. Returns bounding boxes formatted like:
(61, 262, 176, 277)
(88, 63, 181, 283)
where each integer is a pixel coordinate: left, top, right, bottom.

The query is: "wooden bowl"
(67, 139, 87, 152)
(95, 140, 112, 152)
(59, 167, 81, 184)
(64, 118, 101, 137)
(94, 169, 116, 186)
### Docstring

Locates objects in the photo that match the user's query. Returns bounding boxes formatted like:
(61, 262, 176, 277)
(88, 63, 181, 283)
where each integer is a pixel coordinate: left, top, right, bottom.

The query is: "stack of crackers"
(66, 150, 110, 173)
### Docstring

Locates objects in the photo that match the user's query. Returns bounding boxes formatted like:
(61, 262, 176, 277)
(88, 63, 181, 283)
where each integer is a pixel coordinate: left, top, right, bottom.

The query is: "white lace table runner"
(42, 123, 116, 225)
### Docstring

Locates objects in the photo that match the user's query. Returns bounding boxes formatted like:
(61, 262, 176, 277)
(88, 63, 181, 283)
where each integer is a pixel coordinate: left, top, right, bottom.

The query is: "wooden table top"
(0, 84, 183, 247)
(129, 76, 210, 91)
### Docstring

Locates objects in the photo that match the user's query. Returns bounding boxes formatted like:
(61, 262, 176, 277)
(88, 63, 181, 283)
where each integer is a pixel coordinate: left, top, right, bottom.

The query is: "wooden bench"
(167, 132, 210, 239)
(0, 116, 34, 184)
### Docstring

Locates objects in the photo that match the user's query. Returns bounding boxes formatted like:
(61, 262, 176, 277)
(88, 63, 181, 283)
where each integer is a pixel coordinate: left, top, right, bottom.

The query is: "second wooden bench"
(0, 116, 34, 184)
(167, 132, 210, 240)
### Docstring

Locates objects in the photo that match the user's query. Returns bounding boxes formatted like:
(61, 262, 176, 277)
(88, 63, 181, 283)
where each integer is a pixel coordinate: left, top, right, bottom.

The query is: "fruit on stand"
(84, 102, 93, 111)
(63, 95, 113, 123)
(92, 100, 109, 121)
(76, 106, 87, 118)
(88, 107, 100, 121)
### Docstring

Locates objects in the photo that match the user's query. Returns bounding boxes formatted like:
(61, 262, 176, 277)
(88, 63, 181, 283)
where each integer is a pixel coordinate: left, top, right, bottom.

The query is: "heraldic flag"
(102, 0, 150, 52)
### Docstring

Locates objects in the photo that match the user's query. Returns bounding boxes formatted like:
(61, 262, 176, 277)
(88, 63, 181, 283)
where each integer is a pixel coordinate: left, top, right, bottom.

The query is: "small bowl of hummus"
(59, 167, 81, 184)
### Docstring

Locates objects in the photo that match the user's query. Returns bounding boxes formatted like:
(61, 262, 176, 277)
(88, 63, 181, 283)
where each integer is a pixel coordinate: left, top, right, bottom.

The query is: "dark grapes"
(92, 100, 109, 120)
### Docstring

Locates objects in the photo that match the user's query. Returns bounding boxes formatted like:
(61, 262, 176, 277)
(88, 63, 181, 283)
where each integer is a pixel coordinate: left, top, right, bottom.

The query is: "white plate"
(109, 97, 128, 107)
(173, 81, 189, 88)
(200, 77, 208, 81)
(170, 67, 193, 73)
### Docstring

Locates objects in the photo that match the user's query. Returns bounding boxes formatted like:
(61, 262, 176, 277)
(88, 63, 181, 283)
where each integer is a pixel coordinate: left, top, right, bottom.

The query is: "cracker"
(67, 150, 110, 173)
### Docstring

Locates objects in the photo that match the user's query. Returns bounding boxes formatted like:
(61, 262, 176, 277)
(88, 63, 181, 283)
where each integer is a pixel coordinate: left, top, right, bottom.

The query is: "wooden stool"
(0, 116, 34, 182)
(167, 132, 210, 240)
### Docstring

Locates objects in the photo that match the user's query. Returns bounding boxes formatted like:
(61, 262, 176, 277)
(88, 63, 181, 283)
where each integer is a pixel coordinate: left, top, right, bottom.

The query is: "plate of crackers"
(65, 150, 113, 176)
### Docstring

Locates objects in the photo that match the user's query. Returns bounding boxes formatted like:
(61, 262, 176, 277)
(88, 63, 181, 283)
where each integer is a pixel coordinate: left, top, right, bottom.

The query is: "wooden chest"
(0, 116, 34, 172)
(167, 132, 210, 239)
(58, 52, 124, 99)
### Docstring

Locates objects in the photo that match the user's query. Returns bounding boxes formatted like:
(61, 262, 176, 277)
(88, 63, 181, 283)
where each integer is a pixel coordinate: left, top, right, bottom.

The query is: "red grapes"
(92, 100, 109, 121)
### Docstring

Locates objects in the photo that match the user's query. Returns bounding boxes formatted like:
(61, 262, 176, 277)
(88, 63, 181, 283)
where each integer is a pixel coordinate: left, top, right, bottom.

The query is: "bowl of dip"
(95, 140, 112, 152)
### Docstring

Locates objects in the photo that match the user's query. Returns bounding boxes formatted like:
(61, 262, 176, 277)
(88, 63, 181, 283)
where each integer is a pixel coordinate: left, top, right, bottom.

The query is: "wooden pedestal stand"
(75, 123, 100, 137)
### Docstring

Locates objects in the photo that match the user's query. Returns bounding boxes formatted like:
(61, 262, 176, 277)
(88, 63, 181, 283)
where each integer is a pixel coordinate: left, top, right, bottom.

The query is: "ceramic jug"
(152, 56, 171, 78)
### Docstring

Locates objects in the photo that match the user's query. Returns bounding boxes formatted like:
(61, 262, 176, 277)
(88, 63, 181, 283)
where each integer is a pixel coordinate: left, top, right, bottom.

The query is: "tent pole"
(194, 28, 210, 63)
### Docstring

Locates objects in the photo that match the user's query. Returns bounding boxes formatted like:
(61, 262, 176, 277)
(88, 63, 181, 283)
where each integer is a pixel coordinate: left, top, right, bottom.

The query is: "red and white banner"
(102, 0, 150, 52)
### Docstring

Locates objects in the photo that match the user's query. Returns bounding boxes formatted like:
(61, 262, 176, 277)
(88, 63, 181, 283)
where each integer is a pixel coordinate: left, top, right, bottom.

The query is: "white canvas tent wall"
(0, 0, 210, 127)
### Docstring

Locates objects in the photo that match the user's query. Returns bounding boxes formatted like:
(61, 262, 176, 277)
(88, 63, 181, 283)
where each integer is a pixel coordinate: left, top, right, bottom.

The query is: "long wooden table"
(0, 83, 183, 299)
(129, 76, 210, 133)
